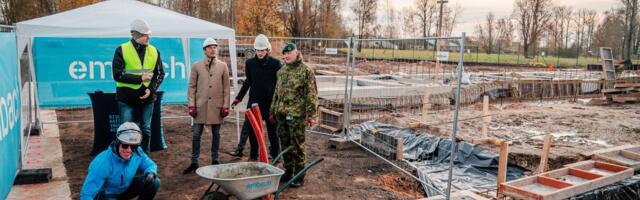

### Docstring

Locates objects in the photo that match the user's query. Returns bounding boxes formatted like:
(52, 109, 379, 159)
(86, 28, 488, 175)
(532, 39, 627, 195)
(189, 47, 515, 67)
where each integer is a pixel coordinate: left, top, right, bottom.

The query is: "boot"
(228, 150, 243, 157)
(182, 163, 198, 174)
(212, 160, 220, 165)
(290, 176, 305, 188)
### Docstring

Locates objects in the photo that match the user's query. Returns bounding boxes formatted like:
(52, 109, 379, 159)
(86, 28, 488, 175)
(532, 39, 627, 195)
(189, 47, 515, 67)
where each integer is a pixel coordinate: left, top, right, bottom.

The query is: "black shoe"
(290, 180, 304, 188)
(182, 163, 198, 174)
(229, 150, 243, 157)
(212, 160, 220, 165)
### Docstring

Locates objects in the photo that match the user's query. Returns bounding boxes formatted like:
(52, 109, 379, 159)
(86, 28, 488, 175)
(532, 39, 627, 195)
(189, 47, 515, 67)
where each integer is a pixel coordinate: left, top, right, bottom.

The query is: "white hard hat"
(254, 34, 271, 50)
(116, 122, 142, 145)
(130, 19, 152, 35)
(202, 37, 218, 48)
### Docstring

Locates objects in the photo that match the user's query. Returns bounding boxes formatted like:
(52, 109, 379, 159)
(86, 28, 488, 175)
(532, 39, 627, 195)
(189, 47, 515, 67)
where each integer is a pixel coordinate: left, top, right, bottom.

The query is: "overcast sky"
(347, 0, 620, 37)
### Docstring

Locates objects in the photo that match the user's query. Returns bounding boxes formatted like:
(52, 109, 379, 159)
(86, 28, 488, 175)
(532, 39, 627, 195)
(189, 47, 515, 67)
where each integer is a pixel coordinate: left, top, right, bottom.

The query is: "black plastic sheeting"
(569, 174, 640, 200)
(350, 121, 525, 196)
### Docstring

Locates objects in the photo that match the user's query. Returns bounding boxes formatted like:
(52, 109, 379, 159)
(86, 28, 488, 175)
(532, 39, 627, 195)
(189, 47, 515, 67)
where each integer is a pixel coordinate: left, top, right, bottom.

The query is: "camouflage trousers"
(275, 114, 306, 181)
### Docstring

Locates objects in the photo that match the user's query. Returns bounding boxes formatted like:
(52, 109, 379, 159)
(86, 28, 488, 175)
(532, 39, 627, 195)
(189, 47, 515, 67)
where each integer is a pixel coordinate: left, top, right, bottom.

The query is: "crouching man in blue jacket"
(81, 122, 160, 200)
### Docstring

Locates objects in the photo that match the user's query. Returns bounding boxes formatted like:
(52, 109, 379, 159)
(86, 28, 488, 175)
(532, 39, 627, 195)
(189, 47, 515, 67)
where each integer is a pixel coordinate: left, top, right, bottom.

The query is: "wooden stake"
(497, 140, 509, 197)
(396, 138, 404, 161)
(482, 95, 490, 138)
(538, 132, 553, 173)
(422, 86, 431, 123)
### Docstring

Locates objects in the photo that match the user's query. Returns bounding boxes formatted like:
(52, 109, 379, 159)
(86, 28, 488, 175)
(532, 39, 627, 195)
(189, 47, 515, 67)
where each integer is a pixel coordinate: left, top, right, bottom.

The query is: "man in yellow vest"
(112, 19, 165, 153)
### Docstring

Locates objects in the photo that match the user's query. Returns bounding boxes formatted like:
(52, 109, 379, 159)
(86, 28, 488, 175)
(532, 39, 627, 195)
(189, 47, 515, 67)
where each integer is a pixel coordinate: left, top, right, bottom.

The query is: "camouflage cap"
(282, 43, 297, 54)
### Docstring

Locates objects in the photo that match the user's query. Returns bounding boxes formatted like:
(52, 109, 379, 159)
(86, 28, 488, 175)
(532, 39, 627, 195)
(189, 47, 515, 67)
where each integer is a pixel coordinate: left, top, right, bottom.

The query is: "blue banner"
(189, 38, 206, 65)
(0, 32, 21, 200)
(33, 37, 188, 107)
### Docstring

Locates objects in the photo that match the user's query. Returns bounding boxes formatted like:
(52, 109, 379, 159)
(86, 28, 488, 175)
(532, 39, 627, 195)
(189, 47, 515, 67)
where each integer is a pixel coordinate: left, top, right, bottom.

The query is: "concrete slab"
(7, 109, 71, 200)
(329, 137, 358, 150)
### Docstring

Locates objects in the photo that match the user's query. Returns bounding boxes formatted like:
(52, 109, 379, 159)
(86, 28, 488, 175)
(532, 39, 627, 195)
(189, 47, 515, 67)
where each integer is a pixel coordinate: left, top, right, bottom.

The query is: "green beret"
(282, 43, 297, 54)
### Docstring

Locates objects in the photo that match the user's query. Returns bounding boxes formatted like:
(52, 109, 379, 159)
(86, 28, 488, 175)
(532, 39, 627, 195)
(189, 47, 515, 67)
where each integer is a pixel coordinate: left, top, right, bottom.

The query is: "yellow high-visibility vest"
(115, 41, 158, 90)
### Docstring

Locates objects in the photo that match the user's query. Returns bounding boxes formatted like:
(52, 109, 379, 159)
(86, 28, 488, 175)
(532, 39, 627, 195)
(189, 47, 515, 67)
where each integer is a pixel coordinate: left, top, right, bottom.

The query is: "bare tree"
(584, 10, 598, 52)
(594, 9, 625, 58)
(402, 8, 418, 37)
(496, 17, 515, 51)
(280, 0, 321, 37)
(545, 6, 571, 52)
(513, 0, 553, 58)
(317, 0, 343, 38)
(620, 0, 639, 60)
(574, 8, 598, 55)
(475, 12, 495, 53)
(382, 0, 398, 38)
(441, 3, 462, 37)
(411, 0, 437, 37)
(351, 0, 377, 50)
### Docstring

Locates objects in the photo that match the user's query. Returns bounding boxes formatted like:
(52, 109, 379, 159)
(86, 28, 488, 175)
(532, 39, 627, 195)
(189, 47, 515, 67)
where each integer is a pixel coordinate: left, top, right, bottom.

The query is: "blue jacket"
(80, 146, 157, 200)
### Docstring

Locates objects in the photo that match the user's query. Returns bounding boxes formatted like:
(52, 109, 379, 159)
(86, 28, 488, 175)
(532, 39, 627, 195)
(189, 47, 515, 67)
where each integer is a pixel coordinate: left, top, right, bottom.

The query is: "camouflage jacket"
(270, 58, 318, 119)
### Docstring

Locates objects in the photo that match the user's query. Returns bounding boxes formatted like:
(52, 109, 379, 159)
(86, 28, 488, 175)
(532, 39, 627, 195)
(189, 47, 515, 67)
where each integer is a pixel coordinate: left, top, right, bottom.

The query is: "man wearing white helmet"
(229, 34, 282, 161)
(111, 19, 165, 153)
(81, 122, 160, 200)
(183, 37, 230, 174)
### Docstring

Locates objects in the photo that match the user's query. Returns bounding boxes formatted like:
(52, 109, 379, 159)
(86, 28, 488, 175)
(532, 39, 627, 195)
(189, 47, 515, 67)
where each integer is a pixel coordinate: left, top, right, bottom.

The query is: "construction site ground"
(56, 106, 424, 200)
(380, 100, 640, 172)
(49, 62, 640, 199)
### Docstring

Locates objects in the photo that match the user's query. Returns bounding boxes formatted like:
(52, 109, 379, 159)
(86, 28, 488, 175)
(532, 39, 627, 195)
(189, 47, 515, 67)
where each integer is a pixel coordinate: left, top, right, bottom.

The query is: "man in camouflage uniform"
(270, 43, 317, 188)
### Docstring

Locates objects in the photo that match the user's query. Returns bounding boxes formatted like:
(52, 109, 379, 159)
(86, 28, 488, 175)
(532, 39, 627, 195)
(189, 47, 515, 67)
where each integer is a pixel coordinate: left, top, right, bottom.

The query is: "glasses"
(121, 144, 139, 150)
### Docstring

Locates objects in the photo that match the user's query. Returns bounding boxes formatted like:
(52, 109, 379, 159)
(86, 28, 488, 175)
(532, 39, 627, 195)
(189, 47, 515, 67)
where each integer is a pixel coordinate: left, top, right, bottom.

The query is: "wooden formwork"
(499, 161, 633, 200)
(317, 107, 343, 132)
(583, 145, 640, 171)
(506, 80, 583, 100)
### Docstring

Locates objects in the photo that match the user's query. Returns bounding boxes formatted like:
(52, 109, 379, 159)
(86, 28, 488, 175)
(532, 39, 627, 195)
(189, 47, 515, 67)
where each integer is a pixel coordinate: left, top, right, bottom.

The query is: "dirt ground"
(381, 100, 640, 171)
(57, 105, 424, 200)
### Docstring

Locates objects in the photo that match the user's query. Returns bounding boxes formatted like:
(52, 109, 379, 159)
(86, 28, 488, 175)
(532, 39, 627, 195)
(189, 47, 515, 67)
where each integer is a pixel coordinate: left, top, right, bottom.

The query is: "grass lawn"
(345, 48, 638, 68)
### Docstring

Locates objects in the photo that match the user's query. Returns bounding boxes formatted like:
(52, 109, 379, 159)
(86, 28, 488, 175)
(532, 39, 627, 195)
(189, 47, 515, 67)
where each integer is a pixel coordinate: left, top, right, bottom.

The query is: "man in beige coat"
(183, 38, 230, 174)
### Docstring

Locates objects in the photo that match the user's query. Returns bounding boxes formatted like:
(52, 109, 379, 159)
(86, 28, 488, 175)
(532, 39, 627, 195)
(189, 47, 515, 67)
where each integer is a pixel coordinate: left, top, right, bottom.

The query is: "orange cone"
(548, 64, 555, 71)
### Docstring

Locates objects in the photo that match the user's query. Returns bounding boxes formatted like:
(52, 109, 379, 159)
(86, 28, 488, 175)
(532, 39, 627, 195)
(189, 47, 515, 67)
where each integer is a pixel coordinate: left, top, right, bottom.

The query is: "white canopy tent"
(15, 0, 241, 137)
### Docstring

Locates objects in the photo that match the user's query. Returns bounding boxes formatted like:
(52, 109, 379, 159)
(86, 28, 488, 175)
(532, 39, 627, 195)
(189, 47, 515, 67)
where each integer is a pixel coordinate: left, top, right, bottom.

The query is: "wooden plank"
(396, 138, 404, 161)
(538, 132, 553, 173)
(620, 150, 640, 160)
(481, 95, 490, 138)
(317, 107, 343, 132)
(568, 168, 602, 180)
(580, 144, 640, 158)
(537, 176, 573, 189)
(612, 95, 640, 103)
(497, 140, 509, 194)
(614, 83, 640, 88)
(594, 161, 629, 172)
(500, 183, 543, 200)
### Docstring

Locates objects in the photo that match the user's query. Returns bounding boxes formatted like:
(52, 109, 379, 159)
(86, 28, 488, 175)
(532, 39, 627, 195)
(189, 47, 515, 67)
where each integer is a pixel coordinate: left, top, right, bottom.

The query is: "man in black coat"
(229, 34, 281, 160)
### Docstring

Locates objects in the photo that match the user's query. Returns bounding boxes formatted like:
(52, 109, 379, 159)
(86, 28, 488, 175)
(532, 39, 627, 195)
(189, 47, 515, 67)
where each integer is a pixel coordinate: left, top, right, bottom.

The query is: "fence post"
(445, 32, 466, 199)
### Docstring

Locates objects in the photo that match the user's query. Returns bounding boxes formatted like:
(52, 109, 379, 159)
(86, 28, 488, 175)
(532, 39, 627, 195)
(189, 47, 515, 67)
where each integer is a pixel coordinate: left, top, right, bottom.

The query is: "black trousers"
(96, 175, 160, 200)
(235, 116, 280, 160)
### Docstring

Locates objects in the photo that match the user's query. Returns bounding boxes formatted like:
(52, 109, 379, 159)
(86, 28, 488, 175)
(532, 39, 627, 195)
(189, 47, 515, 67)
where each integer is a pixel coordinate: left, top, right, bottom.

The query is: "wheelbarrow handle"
(275, 157, 325, 198)
(271, 146, 293, 165)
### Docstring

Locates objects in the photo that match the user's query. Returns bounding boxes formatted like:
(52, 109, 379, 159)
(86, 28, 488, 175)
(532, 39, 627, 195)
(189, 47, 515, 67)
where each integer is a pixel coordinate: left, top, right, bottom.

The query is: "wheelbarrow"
(196, 146, 324, 200)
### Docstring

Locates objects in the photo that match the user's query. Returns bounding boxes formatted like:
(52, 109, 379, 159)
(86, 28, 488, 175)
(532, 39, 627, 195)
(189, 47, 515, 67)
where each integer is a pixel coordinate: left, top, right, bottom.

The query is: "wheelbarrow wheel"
(202, 191, 228, 200)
